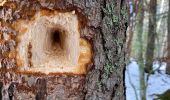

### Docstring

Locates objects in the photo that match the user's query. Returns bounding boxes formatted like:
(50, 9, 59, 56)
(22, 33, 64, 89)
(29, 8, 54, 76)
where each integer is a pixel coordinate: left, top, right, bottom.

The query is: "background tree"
(167, 0, 170, 74)
(135, 0, 146, 99)
(145, 0, 157, 73)
(126, 0, 170, 99)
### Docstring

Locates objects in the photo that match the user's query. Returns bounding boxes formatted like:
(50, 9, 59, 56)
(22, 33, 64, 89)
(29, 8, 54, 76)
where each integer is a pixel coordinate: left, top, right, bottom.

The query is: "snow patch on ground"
(125, 60, 170, 100)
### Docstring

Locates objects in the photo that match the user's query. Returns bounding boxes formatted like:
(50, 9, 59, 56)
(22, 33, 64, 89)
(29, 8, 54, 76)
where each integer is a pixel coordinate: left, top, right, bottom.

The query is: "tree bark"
(127, 16, 134, 59)
(145, 0, 157, 73)
(0, 0, 128, 100)
(166, 0, 170, 74)
(168, 0, 170, 58)
(136, 0, 146, 99)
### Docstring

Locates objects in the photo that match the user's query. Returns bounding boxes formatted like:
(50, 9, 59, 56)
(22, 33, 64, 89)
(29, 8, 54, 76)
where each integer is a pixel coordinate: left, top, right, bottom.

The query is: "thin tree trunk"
(168, 0, 170, 57)
(0, 0, 128, 100)
(127, 18, 134, 58)
(136, 0, 146, 99)
(166, 0, 170, 74)
(145, 0, 157, 73)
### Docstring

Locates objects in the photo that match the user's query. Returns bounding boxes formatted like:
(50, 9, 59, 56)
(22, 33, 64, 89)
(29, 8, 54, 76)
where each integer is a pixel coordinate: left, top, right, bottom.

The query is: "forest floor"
(125, 59, 170, 100)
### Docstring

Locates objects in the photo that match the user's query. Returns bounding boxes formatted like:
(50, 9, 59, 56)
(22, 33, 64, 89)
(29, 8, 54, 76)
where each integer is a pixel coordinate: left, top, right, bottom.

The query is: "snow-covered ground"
(125, 60, 170, 100)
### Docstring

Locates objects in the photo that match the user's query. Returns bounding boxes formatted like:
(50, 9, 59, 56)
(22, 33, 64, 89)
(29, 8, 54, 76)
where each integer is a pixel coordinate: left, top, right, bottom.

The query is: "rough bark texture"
(0, 0, 128, 100)
(145, 0, 157, 73)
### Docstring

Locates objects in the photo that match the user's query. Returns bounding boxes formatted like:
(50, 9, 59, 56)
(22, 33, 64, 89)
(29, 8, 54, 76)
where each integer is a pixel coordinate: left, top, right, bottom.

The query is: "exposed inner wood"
(0, 0, 6, 6)
(15, 10, 92, 74)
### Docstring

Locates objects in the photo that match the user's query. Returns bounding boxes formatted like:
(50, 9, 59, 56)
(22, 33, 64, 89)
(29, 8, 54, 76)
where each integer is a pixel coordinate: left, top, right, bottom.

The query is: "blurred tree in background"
(145, 0, 157, 73)
(127, 0, 169, 72)
(126, 0, 169, 99)
(167, 0, 170, 74)
(135, 0, 146, 100)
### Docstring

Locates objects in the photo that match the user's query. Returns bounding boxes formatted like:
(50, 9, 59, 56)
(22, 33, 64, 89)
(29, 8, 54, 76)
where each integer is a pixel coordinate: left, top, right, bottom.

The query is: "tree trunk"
(0, 0, 128, 100)
(168, 0, 170, 59)
(127, 16, 134, 59)
(167, 0, 170, 74)
(136, 1, 146, 99)
(145, 0, 157, 73)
